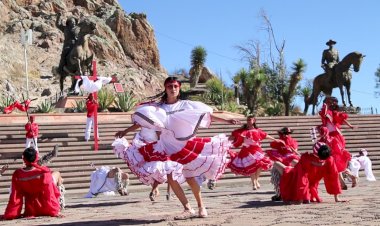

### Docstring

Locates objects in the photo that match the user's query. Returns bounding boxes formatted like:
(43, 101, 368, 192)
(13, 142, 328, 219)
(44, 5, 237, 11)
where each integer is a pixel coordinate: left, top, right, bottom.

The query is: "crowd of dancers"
(1, 77, 376, 220)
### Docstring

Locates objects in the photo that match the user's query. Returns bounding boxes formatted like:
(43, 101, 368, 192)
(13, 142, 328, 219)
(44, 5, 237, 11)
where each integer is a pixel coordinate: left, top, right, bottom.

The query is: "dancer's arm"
(115, 123, 141, 138)
(211, 114, 240, 125)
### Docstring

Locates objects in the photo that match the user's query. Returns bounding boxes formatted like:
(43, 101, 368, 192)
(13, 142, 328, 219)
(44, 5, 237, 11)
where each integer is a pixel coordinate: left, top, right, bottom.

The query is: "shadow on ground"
(66, 201, 139, 209)
(238, 200, 284, 208)
(43, 218, 166, 226)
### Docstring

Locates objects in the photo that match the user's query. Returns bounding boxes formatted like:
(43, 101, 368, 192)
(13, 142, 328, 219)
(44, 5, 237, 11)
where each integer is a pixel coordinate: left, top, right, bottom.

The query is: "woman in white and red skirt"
(266, 127, 300, 166)
(228, 116, 275, 190)
(112, 127, 185, 201)
(115, 77, 239, 219)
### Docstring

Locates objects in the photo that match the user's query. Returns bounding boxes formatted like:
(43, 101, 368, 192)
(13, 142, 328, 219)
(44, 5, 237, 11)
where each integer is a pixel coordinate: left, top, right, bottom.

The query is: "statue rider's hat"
(326, 39, 337, 46)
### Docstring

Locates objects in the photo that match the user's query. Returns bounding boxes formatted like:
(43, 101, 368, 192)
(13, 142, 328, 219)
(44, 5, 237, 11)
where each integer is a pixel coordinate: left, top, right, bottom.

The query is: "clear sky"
(121, 0, 380, 114)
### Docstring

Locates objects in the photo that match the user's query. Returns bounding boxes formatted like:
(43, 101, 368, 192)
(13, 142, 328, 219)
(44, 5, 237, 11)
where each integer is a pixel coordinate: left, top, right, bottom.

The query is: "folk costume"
(266, 128, 300, 166)
(278, 142, 341, 203)
(112, 127, 185, 186)
(85, 93, 99, 141)
(3, 153, 61, 220)
(25, 115, 38, 150)
(228, 127, 273, 176)
(131, 100, 230, 181)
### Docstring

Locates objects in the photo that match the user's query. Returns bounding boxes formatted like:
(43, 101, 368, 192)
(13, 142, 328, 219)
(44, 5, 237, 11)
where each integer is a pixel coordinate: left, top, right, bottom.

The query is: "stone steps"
(1, 113, 380, 198)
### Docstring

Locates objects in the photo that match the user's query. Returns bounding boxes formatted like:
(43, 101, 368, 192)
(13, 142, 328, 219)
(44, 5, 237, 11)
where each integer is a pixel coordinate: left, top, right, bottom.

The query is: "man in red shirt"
(3, 147, 64, 220)
(85, 93, 99, 141)
(25, 115, 39, 150)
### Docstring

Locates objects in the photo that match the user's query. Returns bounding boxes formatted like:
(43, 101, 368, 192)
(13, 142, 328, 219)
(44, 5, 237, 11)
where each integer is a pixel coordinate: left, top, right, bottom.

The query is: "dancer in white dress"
(113, 127, 185, 201)
(349, 149, 376, 181)
(115, 77, 240, 219)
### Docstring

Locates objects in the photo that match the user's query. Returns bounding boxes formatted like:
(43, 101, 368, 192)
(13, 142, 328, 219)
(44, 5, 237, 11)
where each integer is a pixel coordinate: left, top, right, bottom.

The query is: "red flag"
(3, 100, 31, 114)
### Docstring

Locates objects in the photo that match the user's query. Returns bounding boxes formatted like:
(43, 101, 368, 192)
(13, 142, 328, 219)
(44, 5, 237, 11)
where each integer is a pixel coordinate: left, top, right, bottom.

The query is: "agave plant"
(115, 92, 137, 112)
(72, 99, 86, 113)
(97, 89, 116, 112)
(0, 95, 15, 111)
(36, 100, 54, 113)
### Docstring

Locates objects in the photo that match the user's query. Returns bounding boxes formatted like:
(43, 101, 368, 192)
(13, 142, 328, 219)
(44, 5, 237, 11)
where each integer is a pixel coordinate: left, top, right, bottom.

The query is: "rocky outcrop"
(0, 0, 166, 108)
(189, 66, 216, 83)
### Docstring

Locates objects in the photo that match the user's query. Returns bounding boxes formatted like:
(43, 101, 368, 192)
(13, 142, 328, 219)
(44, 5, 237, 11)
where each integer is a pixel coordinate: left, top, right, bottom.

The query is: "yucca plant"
(0, 95, 15, 111)
(36, 100, 54, 113)
(97, 89, 115, 112)
(115, 92, 137, 112)
(72, 99, 86, 113)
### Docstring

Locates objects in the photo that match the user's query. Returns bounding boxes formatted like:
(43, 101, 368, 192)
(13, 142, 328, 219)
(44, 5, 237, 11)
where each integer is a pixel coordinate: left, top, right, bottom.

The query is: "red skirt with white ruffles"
(266, 149, 300, 166)
(140, 135, 230, 180)
(228, 145, 273, 176)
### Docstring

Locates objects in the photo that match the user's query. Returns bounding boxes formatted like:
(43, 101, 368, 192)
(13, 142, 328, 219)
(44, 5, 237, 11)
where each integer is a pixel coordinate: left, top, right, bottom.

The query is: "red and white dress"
(319, 103, 348, 147)
(318, 127, 351, 173)
(112, 127, 185, 186)
(131, 100, 230, 180)
(266, 135, 300, 166)
(228, 128, 273, 176)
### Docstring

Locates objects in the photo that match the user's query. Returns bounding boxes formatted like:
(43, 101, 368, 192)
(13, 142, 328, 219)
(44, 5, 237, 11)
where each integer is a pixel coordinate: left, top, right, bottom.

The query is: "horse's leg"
(346, 82, 353, 107)
(59, 74, 65, 94)
(338, 85, 346, 106)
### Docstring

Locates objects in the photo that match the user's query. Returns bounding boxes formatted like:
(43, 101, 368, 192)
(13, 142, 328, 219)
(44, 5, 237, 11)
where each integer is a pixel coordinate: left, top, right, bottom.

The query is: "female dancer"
(318, 126, 357, 188)
(266, 127, 300, 166)
(319, 96, 354, 148)
(115, 77, 239, 219)
(271, 143, 343, 204)
(113, 127, 184, 201)
(228, 116, 274, 190)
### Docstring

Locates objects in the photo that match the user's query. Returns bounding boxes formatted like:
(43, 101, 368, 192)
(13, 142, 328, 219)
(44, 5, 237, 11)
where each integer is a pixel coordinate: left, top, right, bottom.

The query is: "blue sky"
(121, 1, 380, 114)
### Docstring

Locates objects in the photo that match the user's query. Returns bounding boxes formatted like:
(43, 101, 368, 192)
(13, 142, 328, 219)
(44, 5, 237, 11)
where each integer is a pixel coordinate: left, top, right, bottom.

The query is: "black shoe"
(149, 192, 155, 201)
(271, 195, 282, 201)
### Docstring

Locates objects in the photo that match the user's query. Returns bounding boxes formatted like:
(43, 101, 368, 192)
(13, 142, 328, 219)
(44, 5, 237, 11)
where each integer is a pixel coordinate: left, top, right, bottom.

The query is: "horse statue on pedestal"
(59, 19, 97, 93)
(304, 51, 365, 115)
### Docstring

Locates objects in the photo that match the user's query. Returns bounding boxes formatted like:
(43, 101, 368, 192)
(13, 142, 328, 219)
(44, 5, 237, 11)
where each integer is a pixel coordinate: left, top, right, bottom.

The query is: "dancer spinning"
(113, 127, 184, 201)
(319, 96, 354, 148)
(318, 126, 357, 189)
(228, 116, 274, 190)
(266, 127, 300, 166)
(115, 77, 239, 219)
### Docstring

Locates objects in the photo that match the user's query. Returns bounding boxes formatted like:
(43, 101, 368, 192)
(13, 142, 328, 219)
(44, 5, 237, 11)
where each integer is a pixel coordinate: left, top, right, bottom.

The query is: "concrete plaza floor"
(0, 178, 378, 226)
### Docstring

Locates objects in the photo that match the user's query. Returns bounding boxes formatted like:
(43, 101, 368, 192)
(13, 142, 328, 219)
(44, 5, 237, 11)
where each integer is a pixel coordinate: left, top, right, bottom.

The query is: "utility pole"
(21, 29, 33, 99)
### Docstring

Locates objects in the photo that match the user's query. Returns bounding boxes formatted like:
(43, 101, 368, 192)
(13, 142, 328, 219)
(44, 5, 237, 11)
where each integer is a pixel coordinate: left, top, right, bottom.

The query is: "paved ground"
(0, 178, 378, 226)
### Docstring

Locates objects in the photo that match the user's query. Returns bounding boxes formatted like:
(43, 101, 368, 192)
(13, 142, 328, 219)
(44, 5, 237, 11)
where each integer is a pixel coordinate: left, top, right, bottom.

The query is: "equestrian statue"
(56, 14, 97, 94)
(304, 39, 365, 115)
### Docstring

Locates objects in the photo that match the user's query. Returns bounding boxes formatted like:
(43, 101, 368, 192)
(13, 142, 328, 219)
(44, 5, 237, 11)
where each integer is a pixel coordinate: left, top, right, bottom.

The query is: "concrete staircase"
(0, 114, 379, 199)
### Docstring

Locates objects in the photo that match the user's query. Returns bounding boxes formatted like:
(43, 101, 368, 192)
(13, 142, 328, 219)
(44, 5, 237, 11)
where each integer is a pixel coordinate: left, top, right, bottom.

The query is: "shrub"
(97, 89, 115, 112)
(36, 100, 54, 113)
(72, 99, 86, 113)
(115, 92, 137, 112)
(0, 95, 15, 111)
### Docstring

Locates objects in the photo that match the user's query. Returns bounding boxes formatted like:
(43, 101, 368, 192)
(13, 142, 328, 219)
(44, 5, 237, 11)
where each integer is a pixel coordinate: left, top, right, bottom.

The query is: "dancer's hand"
(229, 119, 241, 125)
(0, 164, 8, 175)
(115, 130, 126, 138)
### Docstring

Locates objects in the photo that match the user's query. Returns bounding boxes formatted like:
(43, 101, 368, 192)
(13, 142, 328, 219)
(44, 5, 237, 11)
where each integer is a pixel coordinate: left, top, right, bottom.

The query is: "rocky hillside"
(0, 0, 167, 108)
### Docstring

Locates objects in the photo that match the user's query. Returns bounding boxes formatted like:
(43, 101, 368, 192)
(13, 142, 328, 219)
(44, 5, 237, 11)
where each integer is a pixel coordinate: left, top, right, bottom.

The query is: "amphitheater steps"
(1, 114, 380, 200)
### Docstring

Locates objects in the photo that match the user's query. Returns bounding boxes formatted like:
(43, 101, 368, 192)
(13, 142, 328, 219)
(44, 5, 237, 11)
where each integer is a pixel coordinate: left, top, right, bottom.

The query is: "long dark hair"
(241, 115, 258, 129)
(160, 77, 183, 103)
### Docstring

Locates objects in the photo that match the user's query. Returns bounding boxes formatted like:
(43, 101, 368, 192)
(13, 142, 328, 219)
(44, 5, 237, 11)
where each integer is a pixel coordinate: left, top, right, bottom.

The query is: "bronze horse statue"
(59, 19, 97, 93)
(304, 51, 365, 115)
